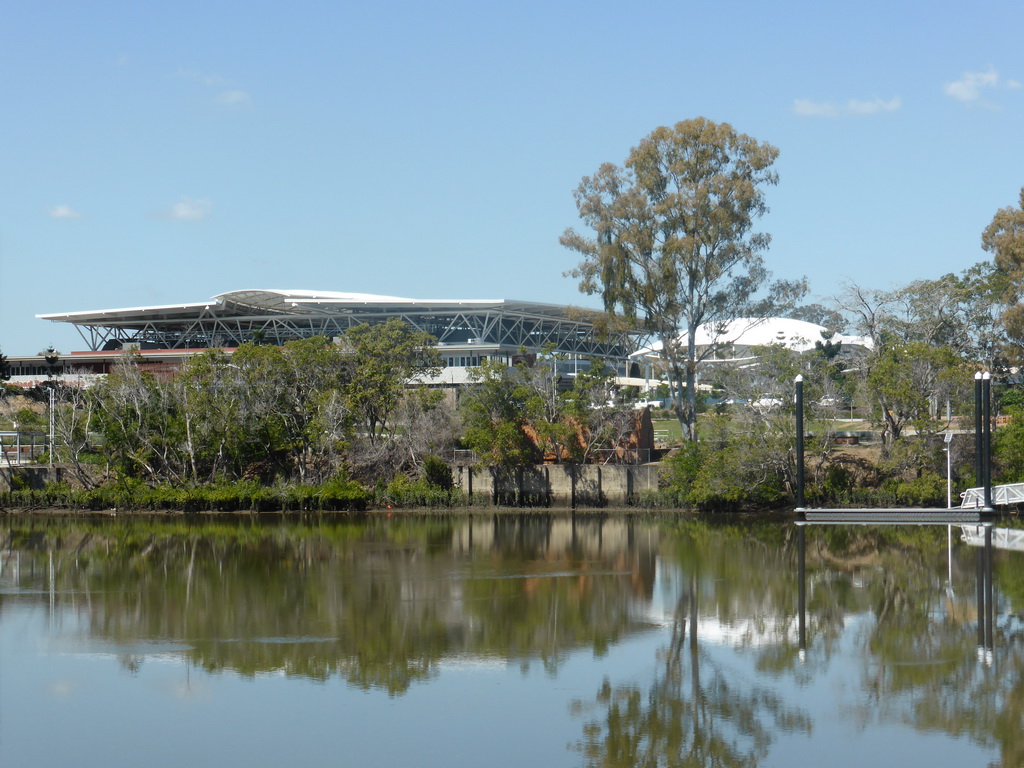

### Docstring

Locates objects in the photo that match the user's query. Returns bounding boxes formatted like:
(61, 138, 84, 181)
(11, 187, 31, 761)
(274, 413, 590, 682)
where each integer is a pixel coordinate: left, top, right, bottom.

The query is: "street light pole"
(41, 347, 60, 468)
(48, 386, 55, 468)
(944, 431, 953, 510)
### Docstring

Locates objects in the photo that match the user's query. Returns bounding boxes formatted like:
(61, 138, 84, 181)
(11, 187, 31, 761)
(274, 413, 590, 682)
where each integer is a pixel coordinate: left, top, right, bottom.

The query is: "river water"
(0, 513, 1019, 767)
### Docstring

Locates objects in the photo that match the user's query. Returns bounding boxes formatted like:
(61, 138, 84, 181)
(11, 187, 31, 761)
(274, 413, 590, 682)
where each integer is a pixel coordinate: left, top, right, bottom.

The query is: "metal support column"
(983, 372, 992, 511)
(975, 372, 983, 489)
(795, 375, 805, 510)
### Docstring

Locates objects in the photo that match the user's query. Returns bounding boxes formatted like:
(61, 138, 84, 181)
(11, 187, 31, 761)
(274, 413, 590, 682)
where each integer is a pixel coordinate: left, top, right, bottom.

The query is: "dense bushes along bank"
(1, 470, 953, 514)
(0, 476, 465, 513)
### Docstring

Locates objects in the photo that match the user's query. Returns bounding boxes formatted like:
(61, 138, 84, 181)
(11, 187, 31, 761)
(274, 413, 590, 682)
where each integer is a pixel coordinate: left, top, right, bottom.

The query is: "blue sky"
(2, 0, 1022, 355)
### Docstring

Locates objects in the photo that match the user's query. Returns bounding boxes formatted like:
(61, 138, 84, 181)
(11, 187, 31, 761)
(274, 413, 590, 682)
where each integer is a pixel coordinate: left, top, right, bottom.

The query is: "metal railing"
(0, 431, 49, 465)
(960, 483, 1024, 509)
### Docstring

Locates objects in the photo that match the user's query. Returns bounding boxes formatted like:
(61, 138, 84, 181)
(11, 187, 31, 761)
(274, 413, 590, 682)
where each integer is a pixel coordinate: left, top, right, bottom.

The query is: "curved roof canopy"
(39, 289, 644, 362)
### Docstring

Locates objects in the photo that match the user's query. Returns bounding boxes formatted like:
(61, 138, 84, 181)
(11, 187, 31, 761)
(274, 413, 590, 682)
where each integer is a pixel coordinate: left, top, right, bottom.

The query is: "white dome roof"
(632, 317, 872, 358)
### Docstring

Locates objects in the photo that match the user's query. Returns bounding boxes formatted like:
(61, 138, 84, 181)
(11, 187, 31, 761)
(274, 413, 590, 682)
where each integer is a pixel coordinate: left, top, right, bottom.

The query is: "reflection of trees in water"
(802, 525, 1024, 766)
(869, 565, 1024, 766)
(573, 573, 811, 767)
(15, 517, 1023, 761)
(657, 522, 849, 682)
(568, 521, 1006, 767)
(0, 516, 657, 694)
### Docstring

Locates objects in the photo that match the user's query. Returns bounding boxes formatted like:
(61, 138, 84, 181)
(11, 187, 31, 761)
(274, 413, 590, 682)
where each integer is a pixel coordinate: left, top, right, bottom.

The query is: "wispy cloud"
(793, 96, 901, 118)
(178, 68, 226, 87)
(216, 89, 251, 105)
(945, 69, 1019, 106)
(847, 97, 902, 114)
(793, 99, 839, 118)
(162, 197, 212, 221)
(178, 69, 251, 106)
(48, 205, 82, 219)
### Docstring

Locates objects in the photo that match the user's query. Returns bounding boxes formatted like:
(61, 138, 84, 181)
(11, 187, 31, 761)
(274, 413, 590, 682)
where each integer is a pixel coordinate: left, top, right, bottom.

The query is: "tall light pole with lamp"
(41, 347, 60, 468)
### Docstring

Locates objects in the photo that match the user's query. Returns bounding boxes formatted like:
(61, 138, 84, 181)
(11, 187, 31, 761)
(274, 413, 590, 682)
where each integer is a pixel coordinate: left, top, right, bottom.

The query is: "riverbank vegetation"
(4, 248, 1024, 513)
(4, 122, 1024, 512)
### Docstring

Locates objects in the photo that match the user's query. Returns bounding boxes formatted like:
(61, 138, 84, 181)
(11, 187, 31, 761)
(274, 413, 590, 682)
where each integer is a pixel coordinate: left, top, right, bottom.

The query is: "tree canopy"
(561, 118, 805, 439)
(983, 186, 1024, 353)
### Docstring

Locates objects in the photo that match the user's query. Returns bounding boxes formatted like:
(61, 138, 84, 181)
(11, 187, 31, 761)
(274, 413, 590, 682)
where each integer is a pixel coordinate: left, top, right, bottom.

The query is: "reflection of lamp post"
(945, 431, 954, 588)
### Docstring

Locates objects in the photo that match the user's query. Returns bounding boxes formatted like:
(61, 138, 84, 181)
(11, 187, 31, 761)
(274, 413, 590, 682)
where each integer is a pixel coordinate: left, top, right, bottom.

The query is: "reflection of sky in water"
(3, 603, 993, 768)
(1, 600, 655, 768)
(0, 525, 1008, 768)
(734, 613, 991, 768)
(638, 554, 998, 766)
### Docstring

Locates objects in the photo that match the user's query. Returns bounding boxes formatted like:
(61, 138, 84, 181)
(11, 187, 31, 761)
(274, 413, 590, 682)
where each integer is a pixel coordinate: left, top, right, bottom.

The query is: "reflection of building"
(12, 289, 646, 385)
(631, 316, 872, 372)
(450, 517, 659, 601)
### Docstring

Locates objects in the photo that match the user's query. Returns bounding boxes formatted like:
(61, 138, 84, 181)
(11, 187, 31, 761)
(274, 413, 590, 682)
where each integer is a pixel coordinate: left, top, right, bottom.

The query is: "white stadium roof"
(38, 289, 644, 363)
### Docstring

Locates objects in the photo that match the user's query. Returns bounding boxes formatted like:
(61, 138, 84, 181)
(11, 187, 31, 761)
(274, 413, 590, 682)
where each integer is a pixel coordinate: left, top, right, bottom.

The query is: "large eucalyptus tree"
(561, 118, 804, 439)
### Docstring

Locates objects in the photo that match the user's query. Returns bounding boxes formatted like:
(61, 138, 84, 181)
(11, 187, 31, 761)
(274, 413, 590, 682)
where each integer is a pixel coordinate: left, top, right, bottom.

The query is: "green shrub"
(661, 436, 788, 512)
(317, 477, 370, 511)
(887, 471, 947, 507)
(422, 454, 453, 491)
(381, 473, 459, 508)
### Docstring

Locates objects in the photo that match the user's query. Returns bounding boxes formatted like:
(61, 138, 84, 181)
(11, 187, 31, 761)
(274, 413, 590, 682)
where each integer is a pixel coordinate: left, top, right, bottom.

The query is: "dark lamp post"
(38, 347, 60, 468)
(795, 375, 804, 510)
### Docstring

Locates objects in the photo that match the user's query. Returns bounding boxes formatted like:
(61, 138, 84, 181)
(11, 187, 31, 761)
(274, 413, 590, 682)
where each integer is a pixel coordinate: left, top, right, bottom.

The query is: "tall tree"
(561, 118, 805, 440)
(983, 187, 1024, 353)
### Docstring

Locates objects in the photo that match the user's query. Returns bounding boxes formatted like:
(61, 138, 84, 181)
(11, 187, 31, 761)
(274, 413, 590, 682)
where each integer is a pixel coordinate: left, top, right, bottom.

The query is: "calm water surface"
(1, 514, 1020, 767)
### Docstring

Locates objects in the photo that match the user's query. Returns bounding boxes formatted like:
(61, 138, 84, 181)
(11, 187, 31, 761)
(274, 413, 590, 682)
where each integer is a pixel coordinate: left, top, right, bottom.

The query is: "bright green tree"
(340, 319, 441, 446)
(460, 358, 543, 469)
(866, 341, 966, 445)
(994, 403, 1024, 482)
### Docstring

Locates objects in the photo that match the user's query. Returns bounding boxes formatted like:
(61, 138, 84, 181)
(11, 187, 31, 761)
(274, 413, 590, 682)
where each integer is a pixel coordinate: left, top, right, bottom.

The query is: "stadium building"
(7, 289, 646, 386)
